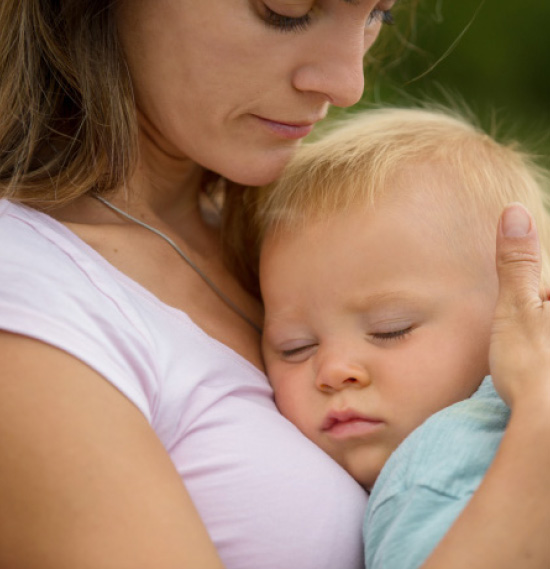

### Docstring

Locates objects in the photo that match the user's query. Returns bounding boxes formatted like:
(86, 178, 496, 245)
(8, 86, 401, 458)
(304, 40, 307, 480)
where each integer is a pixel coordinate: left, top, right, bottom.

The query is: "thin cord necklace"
(94, 195, 262, 334)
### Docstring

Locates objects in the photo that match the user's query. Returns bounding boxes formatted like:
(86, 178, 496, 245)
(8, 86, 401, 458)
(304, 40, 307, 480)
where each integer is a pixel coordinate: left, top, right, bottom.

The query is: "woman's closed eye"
(260, 2, 313, 32)
(260, 2, 395, 33)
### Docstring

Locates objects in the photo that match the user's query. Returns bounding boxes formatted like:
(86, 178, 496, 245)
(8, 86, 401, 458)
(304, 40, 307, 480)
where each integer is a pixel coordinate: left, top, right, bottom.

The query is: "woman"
(0, 1, 548, 567)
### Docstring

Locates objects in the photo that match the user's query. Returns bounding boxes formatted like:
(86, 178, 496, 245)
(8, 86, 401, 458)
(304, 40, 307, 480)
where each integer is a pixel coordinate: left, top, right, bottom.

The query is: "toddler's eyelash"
(262, 6, 312, 33)
(281, 344, 315, 358)
(372, 327, 412, 342)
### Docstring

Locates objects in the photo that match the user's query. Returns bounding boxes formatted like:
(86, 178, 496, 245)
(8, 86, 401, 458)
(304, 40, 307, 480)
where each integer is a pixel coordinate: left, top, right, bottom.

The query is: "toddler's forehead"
(262, 157, 498, 278)
(349, 201, 488, 277)
(377, 162, 497, 254)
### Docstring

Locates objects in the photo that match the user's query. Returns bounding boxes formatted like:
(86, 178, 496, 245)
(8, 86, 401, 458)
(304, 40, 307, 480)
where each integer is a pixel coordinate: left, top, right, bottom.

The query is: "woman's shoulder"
(0, 198, 161, 417)
(0, 199, 108, 280)
(0, 199, 153, 338)
(0, 199, 165, 323)
(0, 198, 66, 253)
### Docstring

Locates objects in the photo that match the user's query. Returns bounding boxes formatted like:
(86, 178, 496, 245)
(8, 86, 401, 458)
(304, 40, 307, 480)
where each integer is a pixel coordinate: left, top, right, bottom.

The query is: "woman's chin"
(219, 148, 297, 188)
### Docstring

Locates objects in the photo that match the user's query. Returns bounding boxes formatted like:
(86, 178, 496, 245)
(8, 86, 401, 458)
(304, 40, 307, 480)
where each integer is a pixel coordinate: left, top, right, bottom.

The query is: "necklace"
(94, 195, 262, 334)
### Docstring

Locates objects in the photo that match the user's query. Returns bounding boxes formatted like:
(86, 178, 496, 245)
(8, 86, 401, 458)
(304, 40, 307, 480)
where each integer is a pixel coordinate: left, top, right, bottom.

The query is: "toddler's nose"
(315, 356, 370, 393)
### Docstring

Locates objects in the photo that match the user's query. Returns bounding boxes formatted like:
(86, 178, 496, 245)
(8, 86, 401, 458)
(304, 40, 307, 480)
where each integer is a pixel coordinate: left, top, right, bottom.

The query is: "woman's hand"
(490, 202, 550, 407)
(426, 203, 550, 568)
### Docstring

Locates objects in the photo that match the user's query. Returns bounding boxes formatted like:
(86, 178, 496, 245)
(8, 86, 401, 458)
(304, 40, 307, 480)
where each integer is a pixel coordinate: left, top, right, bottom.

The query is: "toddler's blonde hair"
(252, 107, 550, 287)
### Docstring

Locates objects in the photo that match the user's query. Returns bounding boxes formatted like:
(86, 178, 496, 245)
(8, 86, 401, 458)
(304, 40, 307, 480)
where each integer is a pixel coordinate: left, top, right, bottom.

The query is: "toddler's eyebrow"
(347, 291, 426, 312)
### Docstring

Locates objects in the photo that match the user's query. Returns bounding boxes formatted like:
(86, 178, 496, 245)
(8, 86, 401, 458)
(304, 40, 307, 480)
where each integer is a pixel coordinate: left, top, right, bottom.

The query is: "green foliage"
(360, 0, 550, 166)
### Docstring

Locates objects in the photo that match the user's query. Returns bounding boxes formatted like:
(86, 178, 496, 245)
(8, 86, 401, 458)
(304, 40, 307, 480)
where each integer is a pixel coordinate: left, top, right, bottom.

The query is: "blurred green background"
(360, 0, 550, 167)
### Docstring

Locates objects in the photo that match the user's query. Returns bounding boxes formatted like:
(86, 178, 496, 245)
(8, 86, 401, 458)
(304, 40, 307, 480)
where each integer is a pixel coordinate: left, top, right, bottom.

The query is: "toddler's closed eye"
(280, 343, 317, 362)
(370, 326, 413, 343)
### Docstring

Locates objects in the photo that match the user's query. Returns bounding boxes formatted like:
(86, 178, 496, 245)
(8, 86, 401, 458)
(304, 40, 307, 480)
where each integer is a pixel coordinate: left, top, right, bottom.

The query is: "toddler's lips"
(322, 409, 384, 439)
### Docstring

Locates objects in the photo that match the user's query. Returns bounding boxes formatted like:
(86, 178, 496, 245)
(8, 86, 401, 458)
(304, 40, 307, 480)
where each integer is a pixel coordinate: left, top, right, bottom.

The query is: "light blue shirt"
(363, 376, 510, 569)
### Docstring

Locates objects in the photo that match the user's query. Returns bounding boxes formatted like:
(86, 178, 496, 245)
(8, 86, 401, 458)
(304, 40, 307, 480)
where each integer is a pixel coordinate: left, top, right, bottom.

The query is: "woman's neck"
(117, 126, 206, 228)
(52, 137, 214, 257)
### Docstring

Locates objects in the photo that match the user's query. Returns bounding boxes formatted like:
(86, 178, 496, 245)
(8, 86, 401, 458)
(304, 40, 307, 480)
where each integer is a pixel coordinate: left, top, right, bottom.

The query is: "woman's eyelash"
(263, 6, 394, 33)
(367, 9, 394, 26)
(372, 327, 412, 342)
(262, 6, 312, 32)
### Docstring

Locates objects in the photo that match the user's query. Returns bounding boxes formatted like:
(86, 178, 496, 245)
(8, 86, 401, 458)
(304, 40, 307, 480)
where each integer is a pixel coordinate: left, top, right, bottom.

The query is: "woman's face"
(116, 0, 397, 185)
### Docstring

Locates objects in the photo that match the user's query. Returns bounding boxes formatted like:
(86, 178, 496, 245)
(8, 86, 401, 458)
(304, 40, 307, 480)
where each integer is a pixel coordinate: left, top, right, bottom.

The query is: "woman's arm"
(0, 332, 223, 568)
(425, 203, 550, 567)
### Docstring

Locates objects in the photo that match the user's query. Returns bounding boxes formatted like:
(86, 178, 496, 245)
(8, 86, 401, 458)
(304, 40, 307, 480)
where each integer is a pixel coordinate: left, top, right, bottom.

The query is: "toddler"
(252, 108, 550, 568)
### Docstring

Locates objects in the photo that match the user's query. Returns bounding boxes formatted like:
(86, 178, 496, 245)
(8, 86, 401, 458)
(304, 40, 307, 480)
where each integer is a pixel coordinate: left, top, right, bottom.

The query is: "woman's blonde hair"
(246, 106, 550, 291)
(0, 0, 137, 209)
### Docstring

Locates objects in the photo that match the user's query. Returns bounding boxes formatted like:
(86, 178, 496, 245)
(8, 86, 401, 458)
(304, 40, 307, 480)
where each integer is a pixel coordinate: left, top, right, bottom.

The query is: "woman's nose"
(315, 353, 371, 393)
(292, 27, 366, 108)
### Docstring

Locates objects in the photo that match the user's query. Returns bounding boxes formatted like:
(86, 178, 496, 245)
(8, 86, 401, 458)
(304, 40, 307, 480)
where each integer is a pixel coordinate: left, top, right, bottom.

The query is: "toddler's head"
(256, 107, 550, 489)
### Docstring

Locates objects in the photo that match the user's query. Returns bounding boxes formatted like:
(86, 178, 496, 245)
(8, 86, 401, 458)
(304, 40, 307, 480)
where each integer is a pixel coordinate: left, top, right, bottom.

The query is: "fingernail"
(501, 203, 531, 237)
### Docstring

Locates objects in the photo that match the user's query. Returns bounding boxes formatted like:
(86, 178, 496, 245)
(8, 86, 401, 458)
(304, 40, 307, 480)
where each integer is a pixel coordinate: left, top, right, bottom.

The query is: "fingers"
(495, 202, 542, 310)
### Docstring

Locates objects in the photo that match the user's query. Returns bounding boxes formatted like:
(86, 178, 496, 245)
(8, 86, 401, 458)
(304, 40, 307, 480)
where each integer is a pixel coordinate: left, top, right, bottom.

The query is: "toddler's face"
(260, 193, 498, 489)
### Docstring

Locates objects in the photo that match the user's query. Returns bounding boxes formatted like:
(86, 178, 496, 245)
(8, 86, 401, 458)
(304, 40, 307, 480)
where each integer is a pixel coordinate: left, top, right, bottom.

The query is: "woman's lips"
(322, 410, 384, 439)
(254, 115, 316, 140)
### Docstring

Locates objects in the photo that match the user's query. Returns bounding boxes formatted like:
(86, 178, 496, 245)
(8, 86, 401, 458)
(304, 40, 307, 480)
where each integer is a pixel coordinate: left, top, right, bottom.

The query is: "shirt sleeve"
(0, 207, 159, 421)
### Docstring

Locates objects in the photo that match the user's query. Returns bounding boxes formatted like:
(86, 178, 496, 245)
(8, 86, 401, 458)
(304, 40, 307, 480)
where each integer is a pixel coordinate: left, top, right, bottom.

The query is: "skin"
(0, 0, 397, 566)
(261, 183, 498, 489)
